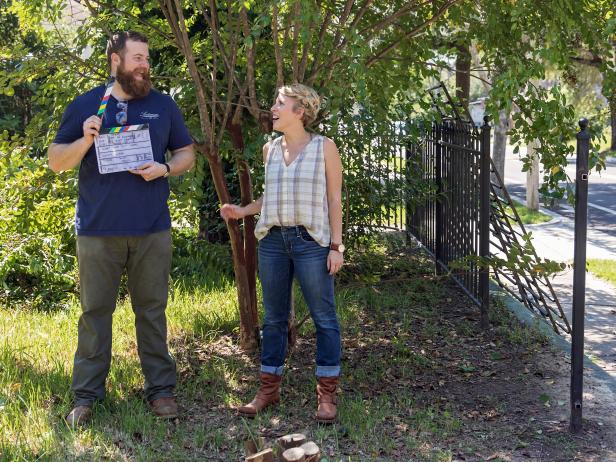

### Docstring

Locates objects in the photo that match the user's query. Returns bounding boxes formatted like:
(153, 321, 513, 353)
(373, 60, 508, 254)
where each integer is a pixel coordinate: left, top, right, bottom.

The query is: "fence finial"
(578, 118, 588, 130)
(482, 115, 490, 127)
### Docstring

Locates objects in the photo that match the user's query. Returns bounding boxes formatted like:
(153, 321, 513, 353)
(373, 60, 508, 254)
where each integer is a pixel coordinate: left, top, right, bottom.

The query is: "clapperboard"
(94, 124, 154, 174)
(93, 78, 154, 174)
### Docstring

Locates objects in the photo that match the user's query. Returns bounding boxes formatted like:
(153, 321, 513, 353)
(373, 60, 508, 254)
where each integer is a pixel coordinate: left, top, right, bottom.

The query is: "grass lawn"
(0, 234, 611, 461)
(587, 259, 616, 288)
(505, 200, 552, 225)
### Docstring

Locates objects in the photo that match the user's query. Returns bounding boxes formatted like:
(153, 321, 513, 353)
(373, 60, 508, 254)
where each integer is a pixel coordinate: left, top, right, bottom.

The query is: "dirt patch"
(165, 243, 616, 461)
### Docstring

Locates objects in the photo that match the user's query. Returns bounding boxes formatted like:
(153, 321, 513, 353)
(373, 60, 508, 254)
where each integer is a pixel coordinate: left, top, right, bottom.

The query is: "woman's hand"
(327, 250, 344, 275)
(220, 203, 246, 221)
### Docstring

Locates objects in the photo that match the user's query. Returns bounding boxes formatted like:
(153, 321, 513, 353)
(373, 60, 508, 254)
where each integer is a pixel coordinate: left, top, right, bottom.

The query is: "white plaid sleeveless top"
(255, 134, 330, 247)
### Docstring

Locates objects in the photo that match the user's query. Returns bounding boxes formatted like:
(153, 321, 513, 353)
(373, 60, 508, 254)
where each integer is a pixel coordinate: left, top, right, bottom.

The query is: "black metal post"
(479, 116, 491, 328)
(435, 122, 443, 273)
(570, 118, 590, 434)
(405, 136, 411, 245)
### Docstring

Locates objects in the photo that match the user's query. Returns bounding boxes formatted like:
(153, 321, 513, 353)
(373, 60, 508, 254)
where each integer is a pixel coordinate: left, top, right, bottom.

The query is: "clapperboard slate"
(94, 124, 154, 174)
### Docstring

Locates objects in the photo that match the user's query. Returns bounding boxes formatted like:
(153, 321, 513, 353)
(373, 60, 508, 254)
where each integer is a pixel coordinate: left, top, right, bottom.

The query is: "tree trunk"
(609, 95, 616, 152)
(455, 43, 471, 110)
(201, 145, 259, 351)
(228, 123, 259, 342)
(235, 136, 298, 347)
(526, 140, 540, 211)
(491, 109, 509, 195)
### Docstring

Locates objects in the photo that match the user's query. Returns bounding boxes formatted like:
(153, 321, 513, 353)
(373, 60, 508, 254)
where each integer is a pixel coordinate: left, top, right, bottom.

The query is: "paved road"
(500, 146, 616, 375)
(503, 147, 616, 234)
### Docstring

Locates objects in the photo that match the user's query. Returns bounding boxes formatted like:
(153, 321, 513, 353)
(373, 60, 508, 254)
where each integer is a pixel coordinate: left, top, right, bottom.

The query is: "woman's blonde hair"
(278, 83, 321, 126)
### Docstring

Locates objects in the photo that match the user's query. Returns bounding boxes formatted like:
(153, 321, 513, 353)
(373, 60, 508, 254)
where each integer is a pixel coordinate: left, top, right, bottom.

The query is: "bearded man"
(48, 31, 194, 426)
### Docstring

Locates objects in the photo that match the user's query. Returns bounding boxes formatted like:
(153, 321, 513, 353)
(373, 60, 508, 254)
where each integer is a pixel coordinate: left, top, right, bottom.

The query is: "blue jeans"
(258, 226, 341, 377)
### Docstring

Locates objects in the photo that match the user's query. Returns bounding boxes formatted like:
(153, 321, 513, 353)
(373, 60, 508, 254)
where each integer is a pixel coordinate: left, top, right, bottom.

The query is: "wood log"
(276, 433, 307, 450)
(244, 437, 265, 456)
(245, 448, 274, 462)
(281, 447, 305, 462)
(299, 441, 320, 462)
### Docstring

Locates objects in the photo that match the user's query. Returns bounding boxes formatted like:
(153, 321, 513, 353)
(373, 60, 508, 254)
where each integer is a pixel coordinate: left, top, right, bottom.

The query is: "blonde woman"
(221, 84, 344, 423)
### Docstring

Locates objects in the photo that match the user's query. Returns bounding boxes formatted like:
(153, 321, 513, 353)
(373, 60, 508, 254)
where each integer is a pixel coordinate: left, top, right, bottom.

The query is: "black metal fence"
(355, 107, 591, 433)
(407, 117, 491, 327)
(489, 165, 571, 334)
(349, 107, 572, 340)
(336, 118, 409, 235)
(351, 92, 592, 433)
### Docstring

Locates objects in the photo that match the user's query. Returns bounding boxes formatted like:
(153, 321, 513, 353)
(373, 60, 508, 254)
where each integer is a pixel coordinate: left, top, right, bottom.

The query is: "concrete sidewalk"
(502, 193, 616, 376)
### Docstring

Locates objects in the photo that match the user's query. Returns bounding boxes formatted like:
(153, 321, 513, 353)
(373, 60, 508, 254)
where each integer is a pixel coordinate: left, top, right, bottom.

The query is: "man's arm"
(167, 144, 195, 176)
(48, 115, 101, 173)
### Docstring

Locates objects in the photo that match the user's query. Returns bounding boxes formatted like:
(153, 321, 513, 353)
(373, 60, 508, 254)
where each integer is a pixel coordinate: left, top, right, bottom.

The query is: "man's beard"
(116, 61, 151, 99)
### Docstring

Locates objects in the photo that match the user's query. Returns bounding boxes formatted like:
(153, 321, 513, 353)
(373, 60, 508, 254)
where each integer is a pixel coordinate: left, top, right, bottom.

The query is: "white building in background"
(468, 97, 487, 127)
(43, 0, 92, 59)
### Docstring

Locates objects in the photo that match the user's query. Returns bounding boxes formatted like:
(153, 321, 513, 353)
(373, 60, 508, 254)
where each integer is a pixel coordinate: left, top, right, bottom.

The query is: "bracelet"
(163, 163, 171, 178)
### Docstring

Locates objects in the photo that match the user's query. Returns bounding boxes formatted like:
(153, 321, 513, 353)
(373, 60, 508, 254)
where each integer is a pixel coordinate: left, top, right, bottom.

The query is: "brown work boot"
(66, 405, 92, 427)
(238, 372, 282, 417)
(316, 376, 338, 423)
(149, 396, 178, 419)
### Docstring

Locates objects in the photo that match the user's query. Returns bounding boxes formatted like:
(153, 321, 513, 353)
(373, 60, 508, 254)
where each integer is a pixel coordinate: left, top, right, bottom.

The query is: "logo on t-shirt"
(140, 111, 160, 120)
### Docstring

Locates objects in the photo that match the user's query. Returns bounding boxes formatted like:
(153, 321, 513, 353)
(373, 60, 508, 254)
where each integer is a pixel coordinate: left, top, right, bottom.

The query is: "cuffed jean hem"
(261, 365, 284, 376)
(316, 365, 340, 377)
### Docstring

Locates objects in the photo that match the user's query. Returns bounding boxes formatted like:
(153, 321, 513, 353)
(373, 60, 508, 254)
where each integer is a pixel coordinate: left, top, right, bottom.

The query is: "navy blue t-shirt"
(53, 85, 193, 236)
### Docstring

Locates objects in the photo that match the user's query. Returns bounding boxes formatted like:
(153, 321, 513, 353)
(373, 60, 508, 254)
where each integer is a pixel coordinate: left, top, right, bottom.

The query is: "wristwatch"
(330, 243, 345, 253)
(163, 163, 171, 178)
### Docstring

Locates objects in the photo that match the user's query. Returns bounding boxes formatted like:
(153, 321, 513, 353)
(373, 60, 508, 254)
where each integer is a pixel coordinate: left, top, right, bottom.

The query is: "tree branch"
(209, 0, 218, 141)
(358, 1, 431, 39)
(298, 7, 316, 82)
(570, 55, 603, 68)
(161, 0, 214, 147)
(217, 5, 241, 147)
(240, 7, 262, 119)
(308, 0, 354, 83)
(291, 0, 302, 82)
(365, 0, 461, 68)
(272, 1, 284, 88)
(306, 9, 332, 85)
(85, 0, 174, 42)
(348, 0, 373, 31)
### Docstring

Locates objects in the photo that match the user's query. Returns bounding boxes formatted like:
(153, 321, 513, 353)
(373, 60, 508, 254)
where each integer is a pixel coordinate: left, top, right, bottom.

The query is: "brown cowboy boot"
(238, 372, 282, 417)
(316, 376, 338, 423)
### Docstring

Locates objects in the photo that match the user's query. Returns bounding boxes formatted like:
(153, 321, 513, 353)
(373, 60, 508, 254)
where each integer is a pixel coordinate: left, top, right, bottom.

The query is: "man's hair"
(106, 31, 148, 69)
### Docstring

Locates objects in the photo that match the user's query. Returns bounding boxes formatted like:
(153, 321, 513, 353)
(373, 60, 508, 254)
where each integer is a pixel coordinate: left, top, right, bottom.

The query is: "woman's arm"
(324, 137, 344, 274)
(220, 141, 270, 221)
(220, 197, 263, 220)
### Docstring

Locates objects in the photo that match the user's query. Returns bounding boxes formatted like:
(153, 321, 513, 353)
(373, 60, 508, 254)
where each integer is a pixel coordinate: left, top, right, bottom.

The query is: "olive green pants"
(72, 229, 176, 406)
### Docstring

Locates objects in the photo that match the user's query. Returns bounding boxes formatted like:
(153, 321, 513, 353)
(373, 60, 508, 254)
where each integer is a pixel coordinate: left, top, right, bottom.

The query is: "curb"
(490, 281, 616, 395)
(506, 194, 563, 228)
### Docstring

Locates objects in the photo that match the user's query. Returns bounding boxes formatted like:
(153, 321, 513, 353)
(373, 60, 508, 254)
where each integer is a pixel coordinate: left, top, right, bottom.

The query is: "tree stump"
(244, 437, 265, 456)
(245, 448, 274, 462)
(299, 442, 320, 462)
(276, 433, 307, 450)
(281, 447, 305, 462)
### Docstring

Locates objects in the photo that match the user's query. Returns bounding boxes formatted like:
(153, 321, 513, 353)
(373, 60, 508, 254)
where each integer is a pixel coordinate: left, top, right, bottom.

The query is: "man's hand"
(82, 116, 102, 144)
(220, 203, 245, 221)
(129, 161, 167, 181)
